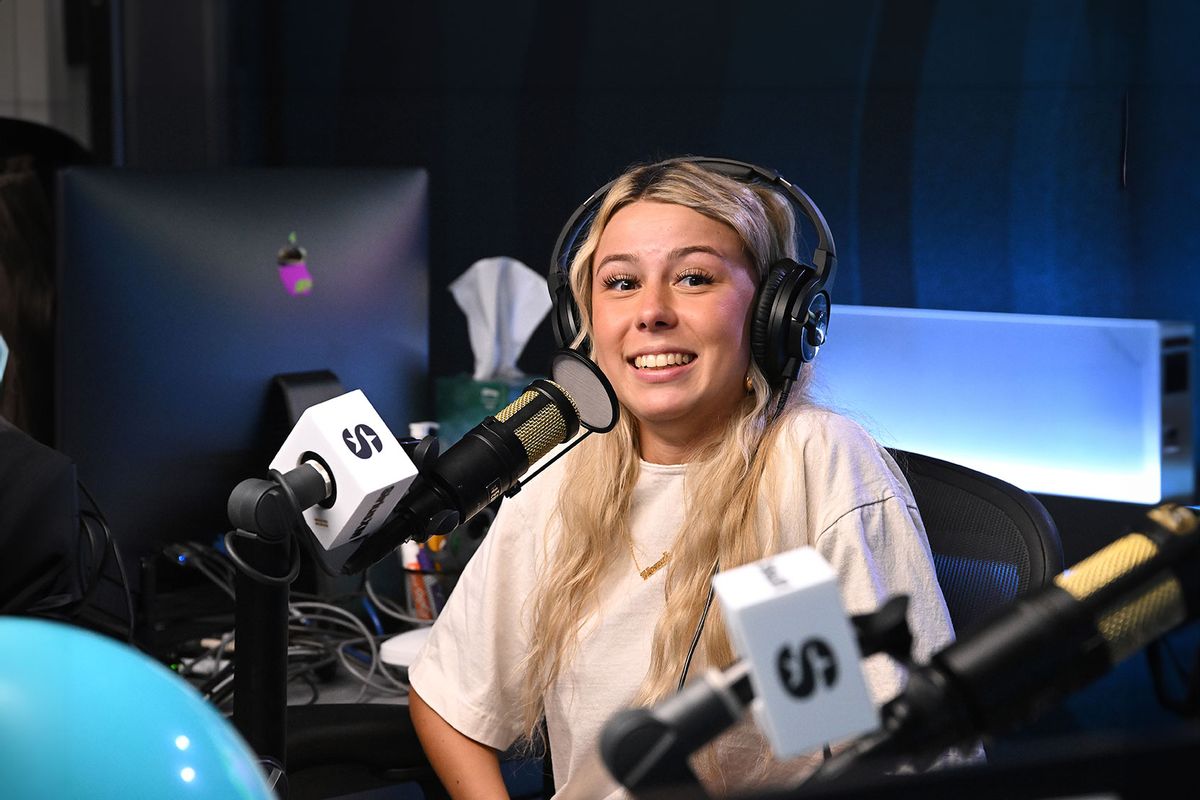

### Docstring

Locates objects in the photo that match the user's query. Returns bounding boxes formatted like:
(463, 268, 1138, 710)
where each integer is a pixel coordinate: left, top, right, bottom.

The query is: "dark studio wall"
(110, 0, 1199, 749)
(192, 0, 1199, 483)
(113, 4, 1178, 360)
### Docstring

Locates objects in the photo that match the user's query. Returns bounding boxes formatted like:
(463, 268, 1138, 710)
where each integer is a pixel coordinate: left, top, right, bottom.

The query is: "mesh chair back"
(889, 449, 1064, 635)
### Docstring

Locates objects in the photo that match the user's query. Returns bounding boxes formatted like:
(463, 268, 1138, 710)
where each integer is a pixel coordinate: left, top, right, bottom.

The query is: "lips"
(631, 352, 695, 370)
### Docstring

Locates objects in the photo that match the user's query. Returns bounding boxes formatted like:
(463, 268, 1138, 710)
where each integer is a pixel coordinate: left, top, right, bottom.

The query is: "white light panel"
(813, 306, 1194, 504)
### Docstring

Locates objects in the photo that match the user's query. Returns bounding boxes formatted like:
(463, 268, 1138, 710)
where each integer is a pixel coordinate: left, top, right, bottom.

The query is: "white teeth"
(634, 353, 694, 369)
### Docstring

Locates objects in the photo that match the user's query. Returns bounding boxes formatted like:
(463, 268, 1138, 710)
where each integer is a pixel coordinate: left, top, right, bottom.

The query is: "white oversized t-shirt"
(409, 407, 956, 798)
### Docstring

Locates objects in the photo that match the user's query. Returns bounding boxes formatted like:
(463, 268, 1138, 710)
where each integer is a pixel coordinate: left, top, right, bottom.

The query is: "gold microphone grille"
(495, 387, 574, 463)
(1055, 533, 1186, 663)
(495, 390, 537, 423)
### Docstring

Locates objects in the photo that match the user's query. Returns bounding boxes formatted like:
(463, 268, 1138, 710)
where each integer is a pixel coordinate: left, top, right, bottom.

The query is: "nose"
(636, 282, 677, 330)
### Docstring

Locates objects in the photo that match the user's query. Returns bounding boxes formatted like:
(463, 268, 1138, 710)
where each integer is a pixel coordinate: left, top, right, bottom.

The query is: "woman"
(408, 158, 956, 798)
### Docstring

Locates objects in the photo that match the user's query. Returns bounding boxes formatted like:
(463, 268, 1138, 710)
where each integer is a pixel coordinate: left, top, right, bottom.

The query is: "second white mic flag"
(713, 547, 878, 759)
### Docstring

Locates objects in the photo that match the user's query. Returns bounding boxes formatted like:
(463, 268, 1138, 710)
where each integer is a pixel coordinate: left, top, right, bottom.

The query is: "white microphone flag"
(269, 390, 417, 550)
(712, 547, 877, 759)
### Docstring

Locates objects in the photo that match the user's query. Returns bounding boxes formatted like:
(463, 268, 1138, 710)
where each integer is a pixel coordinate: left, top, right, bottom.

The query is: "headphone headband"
(550, 156, 837, 300)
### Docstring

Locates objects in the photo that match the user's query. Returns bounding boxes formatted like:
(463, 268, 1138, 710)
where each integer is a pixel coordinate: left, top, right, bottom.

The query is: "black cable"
(677, 562, 719, 693)
(508, 430, 594, 498)
(176, 538, 404, 711)
(68, 510, 110, 618)
(285, 652, 339, 706)
(803, 728, 895, 785)
(76, 479, 136, 644)
(290, 671, 320, 705)
(268, 466, 306, 524)
(674, 382, 791, 693)
(183, 539, 237, 583)
(674, 380, 791, 692)
(76, 506, 107, 602)
(203, 468, 414, 711)
(223, 529, 301, 586)
(219, 466, 311, 585)
(208, 670, 237, 708)
(199, 658, 237, 700)
(106, 532, 136, 642)
(771, 378, 794, 424)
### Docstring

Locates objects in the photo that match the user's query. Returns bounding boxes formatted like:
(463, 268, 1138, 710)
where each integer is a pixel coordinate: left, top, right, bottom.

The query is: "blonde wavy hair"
(519, 159, 816, 780)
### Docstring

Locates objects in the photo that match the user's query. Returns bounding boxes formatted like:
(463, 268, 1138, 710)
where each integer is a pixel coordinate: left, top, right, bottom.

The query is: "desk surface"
(287, 671, 408, 708)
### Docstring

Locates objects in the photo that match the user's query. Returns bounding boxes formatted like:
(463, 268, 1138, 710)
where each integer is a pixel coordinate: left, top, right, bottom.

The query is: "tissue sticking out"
(448, 256, 553, 383)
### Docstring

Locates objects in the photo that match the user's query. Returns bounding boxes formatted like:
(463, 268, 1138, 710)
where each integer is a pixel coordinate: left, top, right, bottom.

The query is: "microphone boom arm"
(811, 502, 1200, 784)
(600, 597, 914, 798)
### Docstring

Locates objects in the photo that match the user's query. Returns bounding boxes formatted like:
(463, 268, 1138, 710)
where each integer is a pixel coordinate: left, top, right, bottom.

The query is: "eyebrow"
(595, 245, 724, 271)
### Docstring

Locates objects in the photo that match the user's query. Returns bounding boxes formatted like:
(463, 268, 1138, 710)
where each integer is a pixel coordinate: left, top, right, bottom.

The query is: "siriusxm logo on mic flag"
(344, 424, 383, 459)
(270, 390, 417, 550)
(713, 548, 877, 759)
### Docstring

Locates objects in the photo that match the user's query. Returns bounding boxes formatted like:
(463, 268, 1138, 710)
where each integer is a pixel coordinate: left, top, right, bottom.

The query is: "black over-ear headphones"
(547, 156, 838, 389)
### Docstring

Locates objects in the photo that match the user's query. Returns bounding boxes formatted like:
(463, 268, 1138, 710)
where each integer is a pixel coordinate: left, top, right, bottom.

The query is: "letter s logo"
(776, 638, 838, 699)
(343, 424, 383, 459)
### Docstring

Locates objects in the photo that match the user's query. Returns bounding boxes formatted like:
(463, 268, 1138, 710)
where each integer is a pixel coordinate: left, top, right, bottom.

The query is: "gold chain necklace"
(628, 538, 670, 580)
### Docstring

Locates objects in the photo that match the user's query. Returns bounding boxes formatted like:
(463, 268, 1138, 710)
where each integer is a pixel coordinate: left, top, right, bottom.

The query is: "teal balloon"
(0, 617, 274, 799)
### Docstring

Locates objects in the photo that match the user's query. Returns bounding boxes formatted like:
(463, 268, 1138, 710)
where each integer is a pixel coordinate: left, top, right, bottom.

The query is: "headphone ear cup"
(751, 258, 824, 386)
(751, 261, 794, 383)
(548, 265, 581, 349)
(798, 290, 830, 364)
(549, 185, 615, 351)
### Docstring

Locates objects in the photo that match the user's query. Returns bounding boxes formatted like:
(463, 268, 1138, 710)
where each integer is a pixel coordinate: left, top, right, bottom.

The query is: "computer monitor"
(55, 167, 429, 572)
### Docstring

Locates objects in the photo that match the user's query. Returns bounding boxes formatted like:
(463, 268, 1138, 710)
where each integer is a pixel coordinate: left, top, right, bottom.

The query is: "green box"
(434, 374, 544, 446)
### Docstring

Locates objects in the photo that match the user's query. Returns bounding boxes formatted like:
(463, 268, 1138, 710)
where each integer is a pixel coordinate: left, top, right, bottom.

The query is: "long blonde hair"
(519, 160, 814, 766)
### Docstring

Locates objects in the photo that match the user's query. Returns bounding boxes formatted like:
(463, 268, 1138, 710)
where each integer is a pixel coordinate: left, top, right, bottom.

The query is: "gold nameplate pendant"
(639, 552, 670, 580)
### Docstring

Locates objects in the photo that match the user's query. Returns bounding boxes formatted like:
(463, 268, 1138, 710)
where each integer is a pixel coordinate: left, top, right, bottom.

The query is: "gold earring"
(745, 373, 754, 393)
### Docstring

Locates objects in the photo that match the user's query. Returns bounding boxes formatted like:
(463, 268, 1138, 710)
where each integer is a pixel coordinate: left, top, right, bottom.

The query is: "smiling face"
(590, 200, 759, 463)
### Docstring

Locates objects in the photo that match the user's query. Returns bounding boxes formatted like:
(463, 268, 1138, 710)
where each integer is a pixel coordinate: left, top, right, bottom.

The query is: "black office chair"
(888, 448, 1064, 636)
(286, 703, 451, 800)
(285, 702, 545, 800)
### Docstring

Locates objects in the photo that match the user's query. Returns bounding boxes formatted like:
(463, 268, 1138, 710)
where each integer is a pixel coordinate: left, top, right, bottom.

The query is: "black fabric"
(889, 448, 1064, 635)
(0, 415, 84, 614)
(286, 702, 548, 799)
